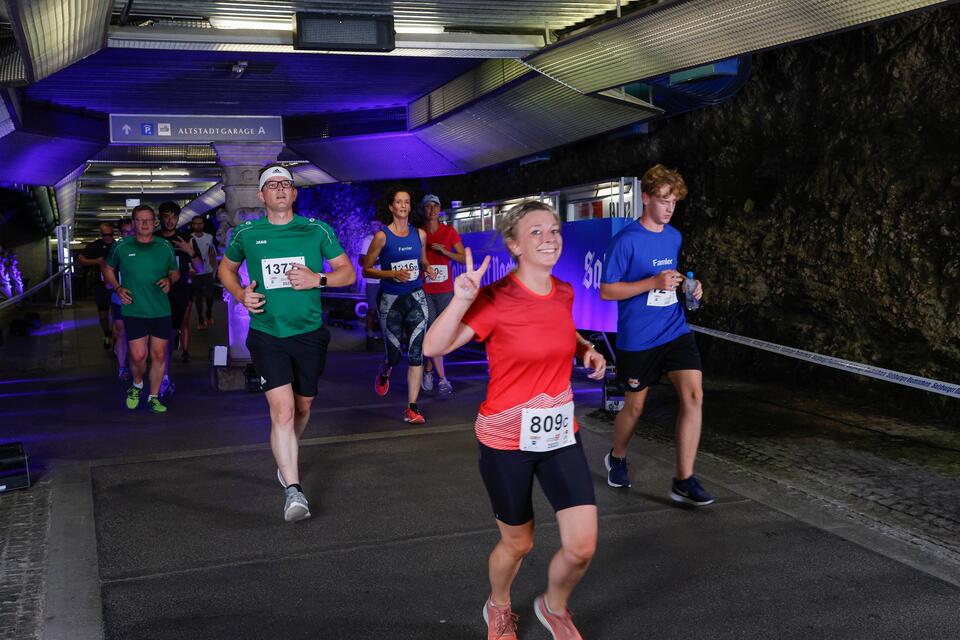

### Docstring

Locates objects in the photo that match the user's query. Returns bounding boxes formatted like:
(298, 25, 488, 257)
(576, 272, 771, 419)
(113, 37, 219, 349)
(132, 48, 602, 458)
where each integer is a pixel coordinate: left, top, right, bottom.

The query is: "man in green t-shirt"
(219, 163, 356, 523)
(103, 205, 179, 414)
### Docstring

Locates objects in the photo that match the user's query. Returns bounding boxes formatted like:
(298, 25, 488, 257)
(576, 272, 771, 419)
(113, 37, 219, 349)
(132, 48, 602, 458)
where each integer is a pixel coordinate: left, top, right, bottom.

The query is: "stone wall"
(305, 6, 960, 419)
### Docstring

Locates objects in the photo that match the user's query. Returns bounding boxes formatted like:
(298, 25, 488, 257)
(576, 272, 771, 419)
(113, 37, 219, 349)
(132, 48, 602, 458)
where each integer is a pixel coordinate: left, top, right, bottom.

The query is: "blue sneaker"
(670, 475, 715, 506)
(604, 450, 631, 488)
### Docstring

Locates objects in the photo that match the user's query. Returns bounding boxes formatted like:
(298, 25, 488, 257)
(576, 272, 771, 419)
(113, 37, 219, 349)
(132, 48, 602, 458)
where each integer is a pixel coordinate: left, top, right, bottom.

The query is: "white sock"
(133, 380, 144, 389)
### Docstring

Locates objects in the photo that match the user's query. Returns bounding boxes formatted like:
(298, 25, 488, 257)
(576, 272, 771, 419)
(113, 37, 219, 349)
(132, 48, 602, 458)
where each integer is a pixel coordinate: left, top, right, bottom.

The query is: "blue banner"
(109, 114, 283, 144)
(454, 217, 633, 332)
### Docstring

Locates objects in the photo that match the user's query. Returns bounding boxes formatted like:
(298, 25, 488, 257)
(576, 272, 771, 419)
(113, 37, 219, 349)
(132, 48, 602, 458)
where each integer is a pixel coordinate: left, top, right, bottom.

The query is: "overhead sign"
(109, 114, 283, 144)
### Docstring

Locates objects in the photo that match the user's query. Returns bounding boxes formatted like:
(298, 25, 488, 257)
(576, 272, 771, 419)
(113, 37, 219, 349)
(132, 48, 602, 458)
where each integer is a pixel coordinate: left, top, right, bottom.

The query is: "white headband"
(258, 166, 294, 190)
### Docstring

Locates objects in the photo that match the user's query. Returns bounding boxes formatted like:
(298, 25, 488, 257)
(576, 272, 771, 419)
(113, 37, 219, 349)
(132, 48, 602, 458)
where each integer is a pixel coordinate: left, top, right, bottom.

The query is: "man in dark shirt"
(76, 221, 117, 350)
(157, 202, 204, 393)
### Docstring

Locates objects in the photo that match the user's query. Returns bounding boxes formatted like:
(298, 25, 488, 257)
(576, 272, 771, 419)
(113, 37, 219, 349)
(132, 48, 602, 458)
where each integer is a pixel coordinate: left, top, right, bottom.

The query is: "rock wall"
(306, 6, 960, 419)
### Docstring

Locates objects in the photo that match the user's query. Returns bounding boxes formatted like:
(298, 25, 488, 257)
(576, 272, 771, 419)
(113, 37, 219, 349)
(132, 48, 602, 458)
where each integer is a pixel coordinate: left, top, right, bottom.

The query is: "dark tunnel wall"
(303, 5, 960, 419)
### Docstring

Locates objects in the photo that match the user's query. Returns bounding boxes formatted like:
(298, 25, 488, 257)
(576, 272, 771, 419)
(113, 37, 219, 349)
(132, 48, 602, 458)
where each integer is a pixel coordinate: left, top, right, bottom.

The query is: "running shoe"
(103, 336, 112, 350)
(482, 598, 518, 640)
(118, 366, 131, 383)
(147, 396, 167, 413)
(438, 378, 453, 395)
(404, 404, 425, 424)
(181, 350, 191, 363)
(533, 594, 582, 640)
(283, 487, 311, 522)
(125, 385, 141, 410)
(277, 467, 286, 488)
(421, 370, 435, 391)
(159, 375, 175, 399)
(374, 366, 390, 396)
(670, 475, 715, 506)
(604, 450, 631, 488)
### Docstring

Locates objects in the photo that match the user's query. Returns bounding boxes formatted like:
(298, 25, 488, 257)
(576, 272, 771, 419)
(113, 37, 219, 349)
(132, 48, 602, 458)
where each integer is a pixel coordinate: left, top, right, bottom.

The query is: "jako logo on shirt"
(128, 253, 136, 257)
(652, 258, 673, 267)
(256, 240, 267, 245)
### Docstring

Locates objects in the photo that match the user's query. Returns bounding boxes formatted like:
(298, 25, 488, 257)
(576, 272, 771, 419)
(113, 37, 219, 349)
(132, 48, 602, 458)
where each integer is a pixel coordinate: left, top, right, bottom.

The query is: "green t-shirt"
(105, 236, 177, 318)
(225, 215, 346, 338)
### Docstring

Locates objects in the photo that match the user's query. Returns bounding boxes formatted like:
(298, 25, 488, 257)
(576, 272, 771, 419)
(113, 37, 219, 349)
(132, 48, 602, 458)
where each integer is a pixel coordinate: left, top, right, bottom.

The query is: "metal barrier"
(0, 267, 68, 312)
(690, 324, 960, 400)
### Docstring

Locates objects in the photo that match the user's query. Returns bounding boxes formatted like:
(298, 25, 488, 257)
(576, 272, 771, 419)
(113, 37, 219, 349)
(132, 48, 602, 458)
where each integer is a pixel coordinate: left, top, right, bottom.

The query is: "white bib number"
(520, 402, 575, 452)
(430, 264, 448, 283)
(647, 289, 677, 307)
(261, 256, 305, 290)
(391, 259, 419, 280)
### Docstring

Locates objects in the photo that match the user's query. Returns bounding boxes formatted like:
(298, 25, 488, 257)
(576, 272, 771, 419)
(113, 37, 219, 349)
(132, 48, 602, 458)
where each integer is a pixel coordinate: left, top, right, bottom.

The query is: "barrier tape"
(689, 324, 960, 400)
(0, 268, 67, 312)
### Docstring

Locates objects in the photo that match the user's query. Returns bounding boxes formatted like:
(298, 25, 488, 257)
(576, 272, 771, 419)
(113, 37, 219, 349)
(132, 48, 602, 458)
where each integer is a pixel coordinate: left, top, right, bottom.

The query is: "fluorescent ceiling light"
(395, 24, 444, 34)
(209, 17, 293, 31)
(107, 182, 177, 189)
(110, 170, 191, 177)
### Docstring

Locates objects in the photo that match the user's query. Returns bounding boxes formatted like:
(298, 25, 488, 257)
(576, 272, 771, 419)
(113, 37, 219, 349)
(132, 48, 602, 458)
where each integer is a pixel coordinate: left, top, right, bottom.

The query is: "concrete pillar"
(212, 143, 283, 364)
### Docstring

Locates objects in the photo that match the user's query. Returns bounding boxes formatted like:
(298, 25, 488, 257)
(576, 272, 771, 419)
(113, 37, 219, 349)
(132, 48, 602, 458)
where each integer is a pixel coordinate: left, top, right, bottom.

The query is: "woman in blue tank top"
(361, 187, 433, 424)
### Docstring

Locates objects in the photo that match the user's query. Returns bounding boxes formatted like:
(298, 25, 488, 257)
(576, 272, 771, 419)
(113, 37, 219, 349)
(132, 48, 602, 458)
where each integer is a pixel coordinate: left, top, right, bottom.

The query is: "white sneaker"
(421, 370, 435, 391)
(438, 378, 453, 395)
(283, 488, 311, 522)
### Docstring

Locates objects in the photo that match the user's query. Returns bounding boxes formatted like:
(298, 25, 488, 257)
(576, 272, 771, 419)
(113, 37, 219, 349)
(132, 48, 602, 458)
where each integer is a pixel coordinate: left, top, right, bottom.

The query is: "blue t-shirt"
(601, 221, 689, 351)
(379, 225, 424, 296)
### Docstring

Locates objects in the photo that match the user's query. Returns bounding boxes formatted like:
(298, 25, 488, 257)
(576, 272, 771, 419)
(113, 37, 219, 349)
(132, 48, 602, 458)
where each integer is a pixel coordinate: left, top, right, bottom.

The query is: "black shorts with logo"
(616, 332, 702, 393)
(246, 326, 331, 397)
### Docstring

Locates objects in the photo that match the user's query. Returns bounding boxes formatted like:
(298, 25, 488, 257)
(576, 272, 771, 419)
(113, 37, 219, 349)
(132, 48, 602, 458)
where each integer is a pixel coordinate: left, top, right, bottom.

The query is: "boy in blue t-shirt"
(599, 164, 713, 506)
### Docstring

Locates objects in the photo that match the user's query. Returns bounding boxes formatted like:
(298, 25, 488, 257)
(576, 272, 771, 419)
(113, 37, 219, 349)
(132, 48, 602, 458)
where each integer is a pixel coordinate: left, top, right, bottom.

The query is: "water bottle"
(683, 271, 700, 311)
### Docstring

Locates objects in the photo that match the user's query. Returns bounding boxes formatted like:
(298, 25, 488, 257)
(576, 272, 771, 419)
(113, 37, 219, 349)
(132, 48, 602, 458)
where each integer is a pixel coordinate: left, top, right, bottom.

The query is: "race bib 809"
(519, 402, 575, 452)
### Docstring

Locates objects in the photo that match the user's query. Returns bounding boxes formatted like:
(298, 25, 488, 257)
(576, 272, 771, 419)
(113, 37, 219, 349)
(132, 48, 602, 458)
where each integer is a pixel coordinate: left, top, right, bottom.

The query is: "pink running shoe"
(533, 594, 582, 640)
(482, 598, 519, 640)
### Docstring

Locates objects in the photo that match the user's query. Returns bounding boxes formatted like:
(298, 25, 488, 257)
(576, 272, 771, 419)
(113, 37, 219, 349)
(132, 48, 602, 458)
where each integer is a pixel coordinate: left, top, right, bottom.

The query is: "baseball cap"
(420, 194, 441, 207)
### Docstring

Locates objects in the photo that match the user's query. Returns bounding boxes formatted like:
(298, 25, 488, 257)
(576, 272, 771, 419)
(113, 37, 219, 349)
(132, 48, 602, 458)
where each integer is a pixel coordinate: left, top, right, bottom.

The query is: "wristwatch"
(318, 272, 327, 288)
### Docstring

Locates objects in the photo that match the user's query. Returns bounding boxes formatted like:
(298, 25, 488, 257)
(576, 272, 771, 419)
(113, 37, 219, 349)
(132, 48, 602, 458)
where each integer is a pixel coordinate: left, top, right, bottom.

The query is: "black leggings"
(379, 289, 429, 368)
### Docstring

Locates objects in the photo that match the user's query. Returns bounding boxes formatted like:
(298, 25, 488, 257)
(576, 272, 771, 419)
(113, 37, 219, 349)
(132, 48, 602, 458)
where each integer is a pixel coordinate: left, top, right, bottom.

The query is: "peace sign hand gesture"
(453, 247, 490, 303)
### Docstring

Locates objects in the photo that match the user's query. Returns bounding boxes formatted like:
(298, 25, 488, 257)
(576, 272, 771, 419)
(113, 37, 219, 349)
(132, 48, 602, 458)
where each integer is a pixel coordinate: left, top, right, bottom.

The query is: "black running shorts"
(93, 282, 112, 311)
(168, 287, 191, 330)
(616, 331, 702, 393)
(477, 432, 596, 526)
(125, 315, 171, 341)
(246, 326, 331, 397)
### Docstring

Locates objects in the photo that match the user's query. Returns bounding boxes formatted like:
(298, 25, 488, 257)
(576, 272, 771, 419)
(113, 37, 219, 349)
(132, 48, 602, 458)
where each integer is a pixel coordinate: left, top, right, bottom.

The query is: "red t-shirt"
(423, 223, 461, 294)
(463, 273, 579, 450)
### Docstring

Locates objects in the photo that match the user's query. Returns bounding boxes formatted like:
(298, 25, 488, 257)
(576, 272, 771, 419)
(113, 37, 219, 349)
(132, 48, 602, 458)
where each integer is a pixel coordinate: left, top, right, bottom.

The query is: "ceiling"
(2, 0, 956, 243)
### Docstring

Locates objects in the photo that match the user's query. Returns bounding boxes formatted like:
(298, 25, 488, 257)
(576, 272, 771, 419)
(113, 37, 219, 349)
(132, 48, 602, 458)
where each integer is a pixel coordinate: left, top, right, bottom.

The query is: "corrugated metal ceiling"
(111, 1, 640, 32)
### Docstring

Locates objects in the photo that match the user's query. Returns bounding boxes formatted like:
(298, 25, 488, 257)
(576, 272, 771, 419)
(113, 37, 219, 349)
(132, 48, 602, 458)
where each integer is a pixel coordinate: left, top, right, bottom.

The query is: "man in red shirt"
(420, 194, 465, 395)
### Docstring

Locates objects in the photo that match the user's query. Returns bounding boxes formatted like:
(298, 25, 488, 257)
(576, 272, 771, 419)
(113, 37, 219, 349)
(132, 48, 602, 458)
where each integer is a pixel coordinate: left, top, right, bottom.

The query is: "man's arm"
(600, 271, 682, 301)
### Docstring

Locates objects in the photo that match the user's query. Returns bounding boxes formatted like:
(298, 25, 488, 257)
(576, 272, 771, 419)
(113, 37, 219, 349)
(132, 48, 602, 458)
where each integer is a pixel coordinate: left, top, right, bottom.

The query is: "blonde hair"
(496, 200, 561, 261)
(641, 164, 688, 200)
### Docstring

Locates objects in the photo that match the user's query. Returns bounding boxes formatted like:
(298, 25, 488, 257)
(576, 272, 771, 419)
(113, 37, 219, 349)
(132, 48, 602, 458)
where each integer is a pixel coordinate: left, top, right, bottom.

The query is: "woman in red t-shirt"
(424, 201, 605, 640)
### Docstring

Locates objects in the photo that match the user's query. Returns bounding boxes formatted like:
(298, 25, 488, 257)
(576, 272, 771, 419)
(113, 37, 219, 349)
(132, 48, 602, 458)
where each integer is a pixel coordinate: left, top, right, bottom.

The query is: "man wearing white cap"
(420, 193, 465, 395)
(219, 163, 356, 522)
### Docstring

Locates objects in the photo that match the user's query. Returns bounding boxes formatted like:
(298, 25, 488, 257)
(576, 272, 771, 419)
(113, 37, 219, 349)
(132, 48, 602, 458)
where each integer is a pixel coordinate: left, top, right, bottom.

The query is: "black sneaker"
(181, 350, 191, 363)
(670, 475, 715, 506)
(604, 450, 631, 488)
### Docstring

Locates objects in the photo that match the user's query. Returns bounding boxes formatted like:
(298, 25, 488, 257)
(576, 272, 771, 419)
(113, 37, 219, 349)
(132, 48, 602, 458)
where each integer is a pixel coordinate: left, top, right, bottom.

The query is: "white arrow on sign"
(121, 124, 132, 135)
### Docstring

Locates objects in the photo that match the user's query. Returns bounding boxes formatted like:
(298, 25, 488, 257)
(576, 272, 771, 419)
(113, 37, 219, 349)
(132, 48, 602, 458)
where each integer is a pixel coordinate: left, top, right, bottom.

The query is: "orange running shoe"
(534, 594, 582, 640)
(403, 403, 425, 424)
(482, 598, 518, 640)
(374, 366, 390, 396)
